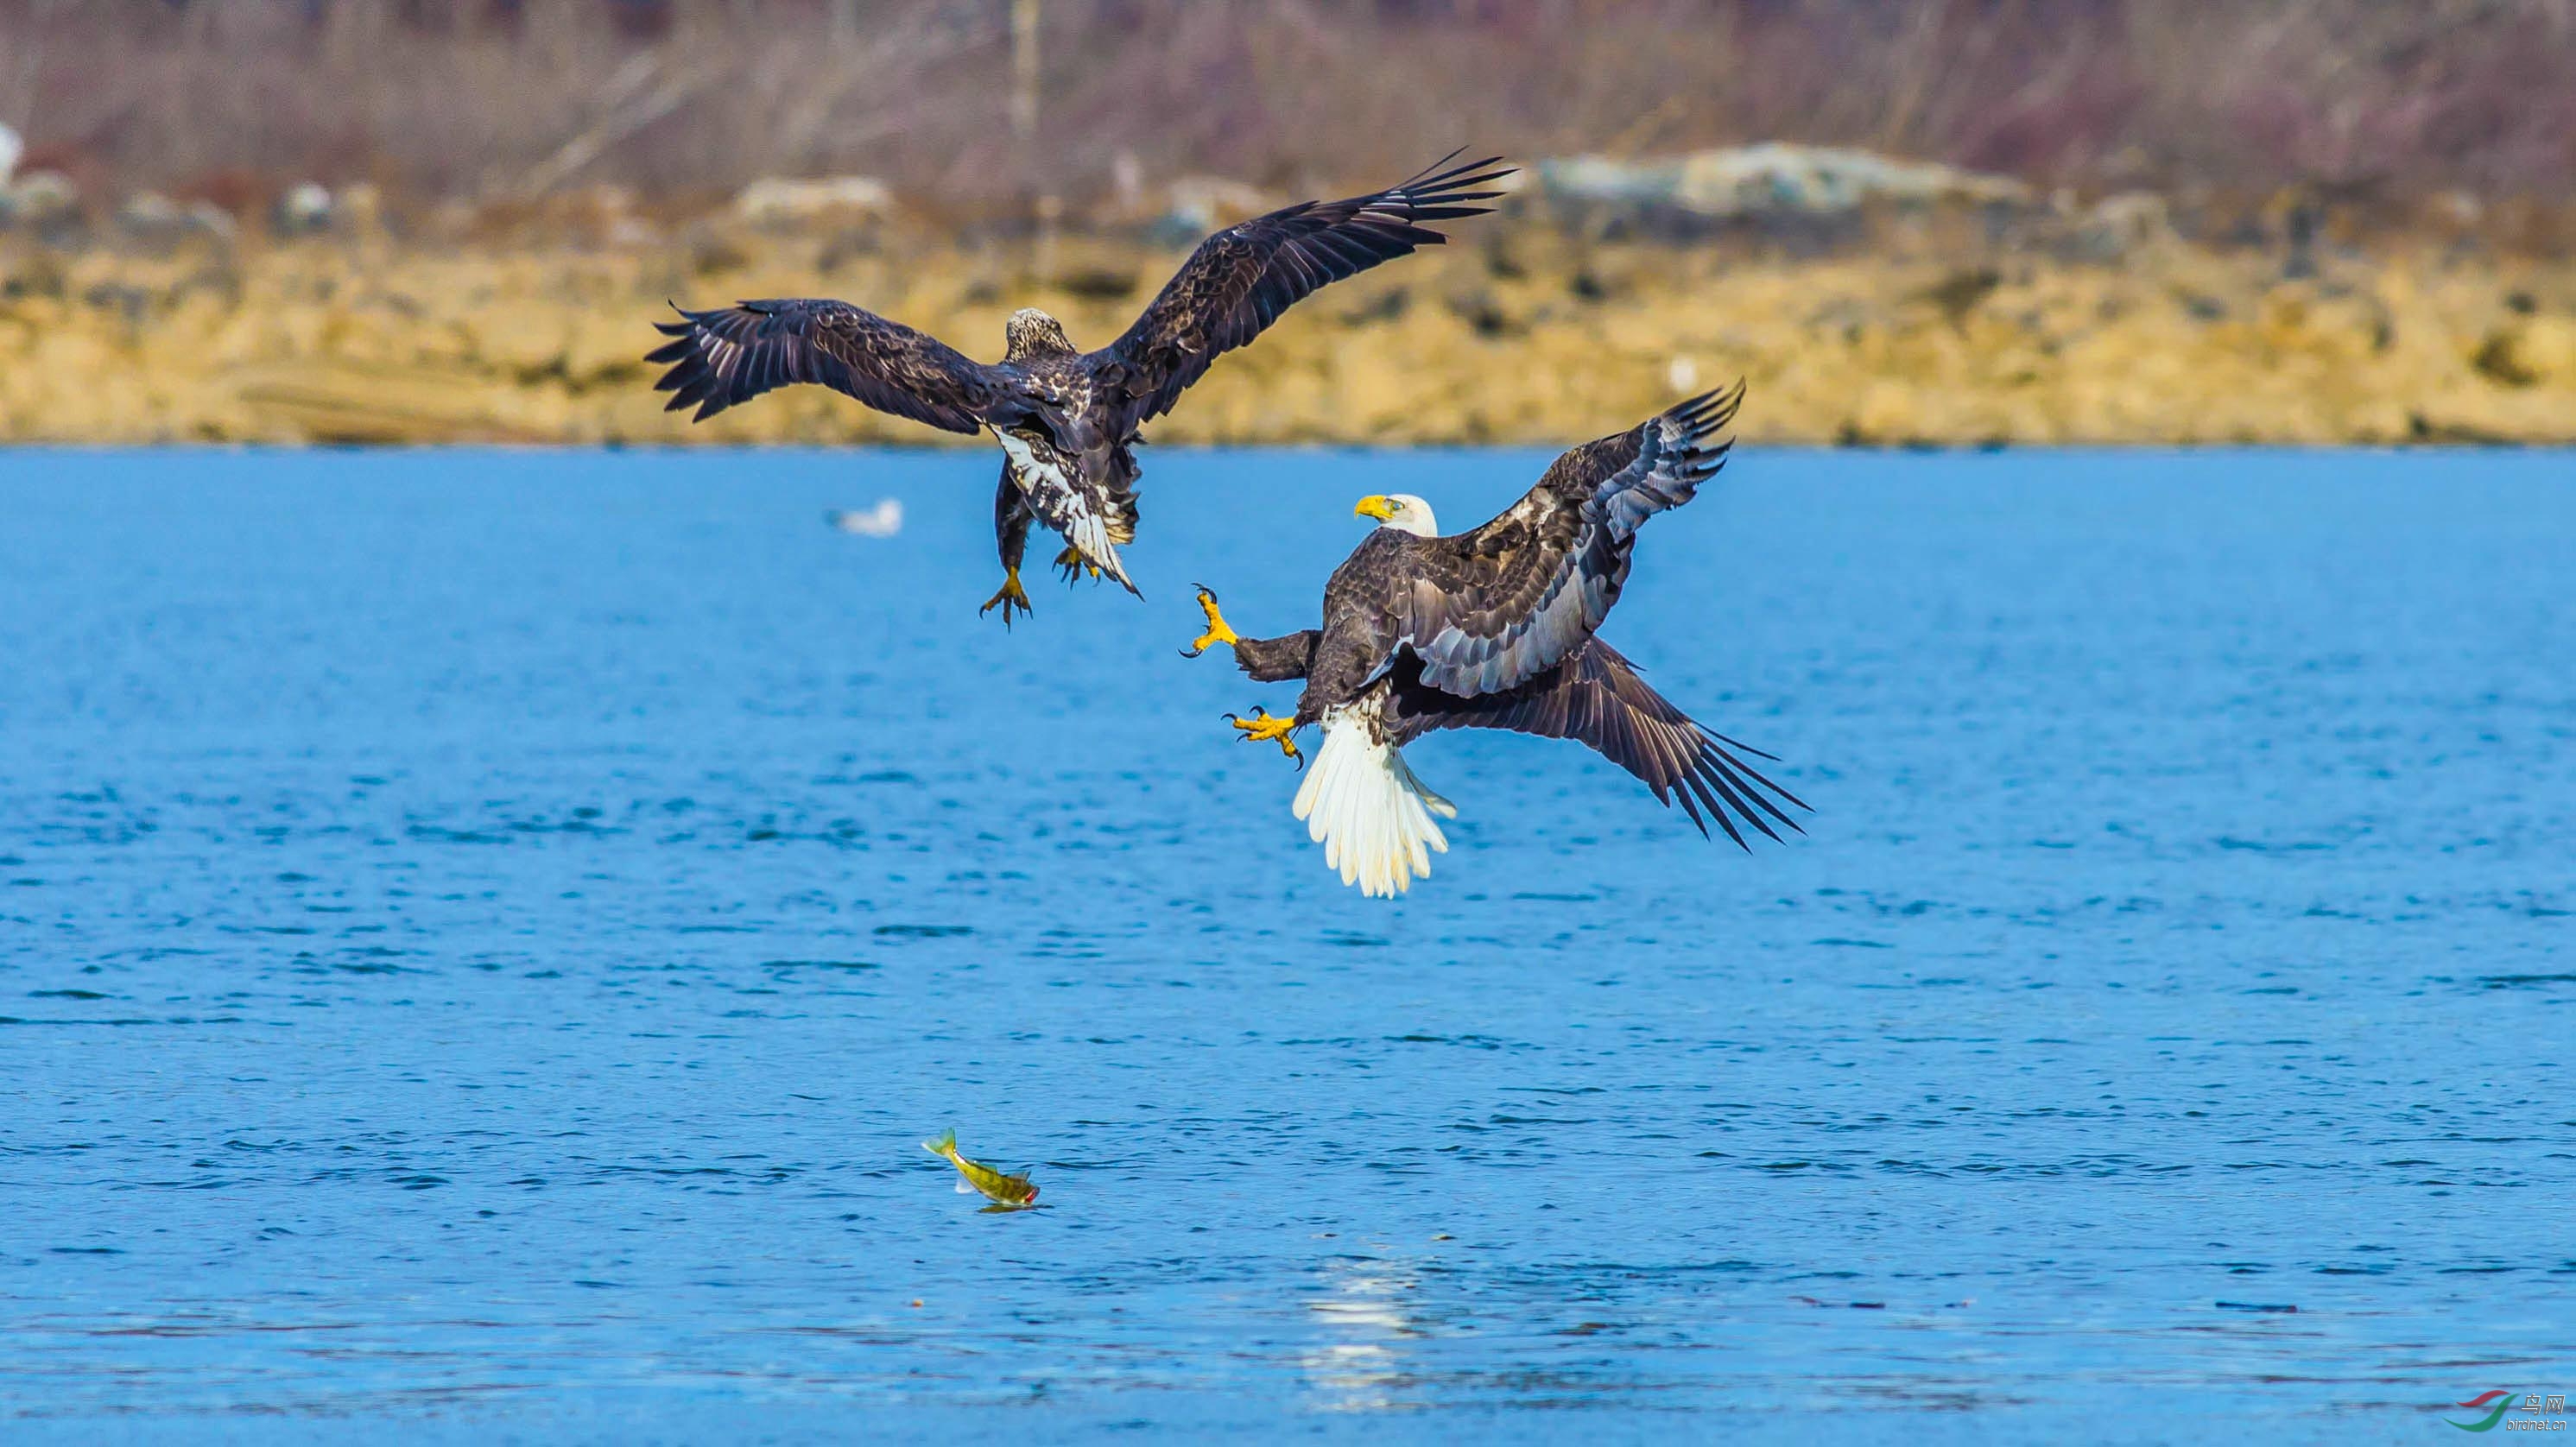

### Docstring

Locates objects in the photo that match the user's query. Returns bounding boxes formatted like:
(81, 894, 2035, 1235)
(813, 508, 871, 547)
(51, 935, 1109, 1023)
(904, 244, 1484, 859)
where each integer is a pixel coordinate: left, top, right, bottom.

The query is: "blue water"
(1, 446, 2569, 1443)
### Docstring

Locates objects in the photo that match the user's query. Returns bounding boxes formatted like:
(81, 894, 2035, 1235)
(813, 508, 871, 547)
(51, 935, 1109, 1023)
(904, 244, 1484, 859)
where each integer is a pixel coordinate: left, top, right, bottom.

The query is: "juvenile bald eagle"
(648, 152, 1510, 625)
(1182, 385, 1804, 896)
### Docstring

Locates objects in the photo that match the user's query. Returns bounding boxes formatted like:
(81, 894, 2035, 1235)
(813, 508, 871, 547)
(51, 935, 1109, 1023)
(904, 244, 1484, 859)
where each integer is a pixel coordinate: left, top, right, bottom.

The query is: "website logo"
(2449, 1392, 2515, 1432)
(2445, 1390, 2567, 1432)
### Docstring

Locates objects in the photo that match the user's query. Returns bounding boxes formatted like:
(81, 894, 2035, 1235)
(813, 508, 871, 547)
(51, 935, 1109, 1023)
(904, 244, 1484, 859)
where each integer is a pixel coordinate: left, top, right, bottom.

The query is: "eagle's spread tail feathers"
(1059, 507, 1139, 594)
(992, 427, 1141, 597)
(1292, 707, 1455, 899)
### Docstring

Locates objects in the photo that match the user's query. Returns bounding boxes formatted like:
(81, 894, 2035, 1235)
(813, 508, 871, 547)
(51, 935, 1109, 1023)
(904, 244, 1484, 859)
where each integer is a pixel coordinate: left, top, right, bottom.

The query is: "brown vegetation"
(3, 1, 2573, 233)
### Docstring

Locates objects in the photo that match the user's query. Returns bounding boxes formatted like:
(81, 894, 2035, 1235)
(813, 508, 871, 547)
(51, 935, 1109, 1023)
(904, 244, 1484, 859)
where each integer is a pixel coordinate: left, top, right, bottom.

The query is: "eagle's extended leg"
(1053, 545, 1104, 584)
(980, 465, 1035, 628)
(1225, 705, 1304, 767)
(1224, 705, 1303, 768)
(981, 572, 1033, 623)
(1180, 584, 1241, 658)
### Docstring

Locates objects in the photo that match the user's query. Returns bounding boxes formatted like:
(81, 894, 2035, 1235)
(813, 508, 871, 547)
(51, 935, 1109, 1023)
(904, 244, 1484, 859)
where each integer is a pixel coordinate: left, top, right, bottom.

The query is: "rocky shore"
(2, 199, 2569, 449)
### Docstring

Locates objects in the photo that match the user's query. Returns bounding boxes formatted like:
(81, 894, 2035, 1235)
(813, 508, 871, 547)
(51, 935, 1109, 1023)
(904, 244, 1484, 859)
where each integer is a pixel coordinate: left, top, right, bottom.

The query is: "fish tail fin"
(1292, 710, 1452, 899)
(921, 1129, 958, 1159)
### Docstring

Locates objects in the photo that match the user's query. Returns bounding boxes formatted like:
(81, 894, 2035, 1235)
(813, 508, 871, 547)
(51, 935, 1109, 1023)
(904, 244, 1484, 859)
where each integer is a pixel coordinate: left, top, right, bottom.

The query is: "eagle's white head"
(1355, 494, 1439, 537)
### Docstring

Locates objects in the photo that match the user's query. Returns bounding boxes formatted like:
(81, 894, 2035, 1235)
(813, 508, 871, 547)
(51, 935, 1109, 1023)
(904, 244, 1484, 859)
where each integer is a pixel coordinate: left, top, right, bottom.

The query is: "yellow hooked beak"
(1354, 495, 1397, 521)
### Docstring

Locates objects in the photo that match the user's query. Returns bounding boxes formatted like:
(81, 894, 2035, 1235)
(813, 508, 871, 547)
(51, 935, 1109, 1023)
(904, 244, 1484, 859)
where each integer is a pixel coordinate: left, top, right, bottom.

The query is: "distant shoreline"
(2, 222, 2568, 448)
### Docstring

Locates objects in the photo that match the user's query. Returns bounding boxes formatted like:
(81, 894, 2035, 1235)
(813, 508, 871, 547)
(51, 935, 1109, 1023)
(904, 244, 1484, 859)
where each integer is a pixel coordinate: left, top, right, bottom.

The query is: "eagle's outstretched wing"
(1100, 151, 1511, 428)
(1390, 639, 1805, 848)
(1380, 385, 1743, 699)
(649, 300, 1008, 430)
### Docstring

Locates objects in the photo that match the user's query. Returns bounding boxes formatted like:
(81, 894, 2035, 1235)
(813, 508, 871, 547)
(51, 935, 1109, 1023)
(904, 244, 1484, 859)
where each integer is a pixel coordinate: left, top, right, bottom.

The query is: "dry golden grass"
(3, 218, 2570, 447)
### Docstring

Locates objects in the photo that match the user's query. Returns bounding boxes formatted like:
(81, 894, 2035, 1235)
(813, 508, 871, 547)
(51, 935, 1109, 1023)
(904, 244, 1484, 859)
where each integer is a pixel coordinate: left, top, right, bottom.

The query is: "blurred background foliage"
(2, 0, 2570, 230)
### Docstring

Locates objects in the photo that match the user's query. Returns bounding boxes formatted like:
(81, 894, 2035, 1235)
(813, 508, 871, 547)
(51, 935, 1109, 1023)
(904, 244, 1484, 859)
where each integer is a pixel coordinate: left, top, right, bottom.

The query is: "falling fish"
(826, 499, 904, 537)
(921, 1129, 1039, 1209)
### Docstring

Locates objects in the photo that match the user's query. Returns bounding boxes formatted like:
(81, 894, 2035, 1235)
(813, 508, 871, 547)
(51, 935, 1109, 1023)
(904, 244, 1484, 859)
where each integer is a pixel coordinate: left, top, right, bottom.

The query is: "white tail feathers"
(1291, 710, 1458, 898)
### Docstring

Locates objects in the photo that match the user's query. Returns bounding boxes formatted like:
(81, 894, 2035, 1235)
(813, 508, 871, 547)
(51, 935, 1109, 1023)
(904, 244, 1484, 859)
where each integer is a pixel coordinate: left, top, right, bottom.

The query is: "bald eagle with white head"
(648, 152, 1510, 625)
(1182, 385, 1804, 896)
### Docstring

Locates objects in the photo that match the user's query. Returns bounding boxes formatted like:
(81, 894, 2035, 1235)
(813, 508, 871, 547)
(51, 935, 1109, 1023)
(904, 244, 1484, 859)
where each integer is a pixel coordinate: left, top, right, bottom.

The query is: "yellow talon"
(1225, 705, 1303, 768)
(978, 567, 1034, 628)
(1053, 545, 1103, 582)
(1181, 584, 1240, 658)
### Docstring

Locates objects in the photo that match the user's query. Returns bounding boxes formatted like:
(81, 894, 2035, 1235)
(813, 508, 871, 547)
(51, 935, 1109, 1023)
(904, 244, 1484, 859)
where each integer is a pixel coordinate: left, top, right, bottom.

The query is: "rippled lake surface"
(1, 446, 2569, 1442)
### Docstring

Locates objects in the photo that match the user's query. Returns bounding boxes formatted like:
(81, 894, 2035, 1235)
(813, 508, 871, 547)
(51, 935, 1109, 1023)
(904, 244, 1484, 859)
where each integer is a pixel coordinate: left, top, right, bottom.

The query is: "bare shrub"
(0, 0, 2567, 219)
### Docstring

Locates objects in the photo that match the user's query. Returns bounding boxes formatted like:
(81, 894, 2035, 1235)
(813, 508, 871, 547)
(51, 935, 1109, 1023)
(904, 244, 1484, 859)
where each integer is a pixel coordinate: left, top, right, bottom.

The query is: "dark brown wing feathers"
(1393, 383, 1744, 698)
(1289, 389, 1796, 844)
(648, 299, 1001, 432)
(1390, 639, 1806, 848)
(1104, 151, 1511, 426)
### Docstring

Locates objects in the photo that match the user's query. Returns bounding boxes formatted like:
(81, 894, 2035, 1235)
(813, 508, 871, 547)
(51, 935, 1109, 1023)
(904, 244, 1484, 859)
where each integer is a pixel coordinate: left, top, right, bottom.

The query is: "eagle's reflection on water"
(1300, 1262, 1429, 1412)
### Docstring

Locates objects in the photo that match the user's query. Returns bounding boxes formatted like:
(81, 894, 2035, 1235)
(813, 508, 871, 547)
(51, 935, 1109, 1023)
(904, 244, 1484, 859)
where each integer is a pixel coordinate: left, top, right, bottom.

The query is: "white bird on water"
(826, 499, 904, 538)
